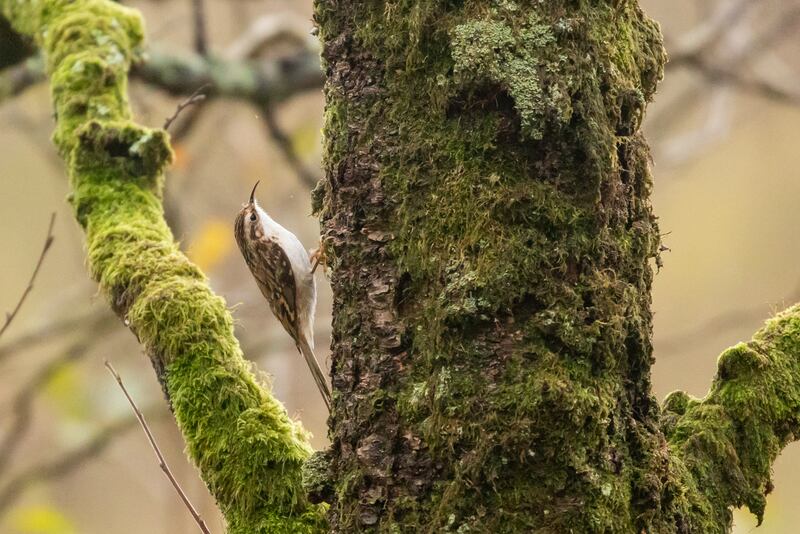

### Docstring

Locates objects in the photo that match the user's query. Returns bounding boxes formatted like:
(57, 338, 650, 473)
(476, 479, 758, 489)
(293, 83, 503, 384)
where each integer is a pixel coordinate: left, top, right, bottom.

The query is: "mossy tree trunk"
(313, 1, 800, 532)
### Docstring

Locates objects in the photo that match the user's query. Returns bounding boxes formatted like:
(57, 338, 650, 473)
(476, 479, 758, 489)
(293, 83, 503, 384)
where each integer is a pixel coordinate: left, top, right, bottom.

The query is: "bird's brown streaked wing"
(251, 238, 300, 341)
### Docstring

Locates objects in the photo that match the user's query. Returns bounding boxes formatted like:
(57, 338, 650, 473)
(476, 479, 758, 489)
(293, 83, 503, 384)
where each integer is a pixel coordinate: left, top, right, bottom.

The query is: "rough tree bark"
(5, 0, 800, 532)
(313, 1, 800, 533)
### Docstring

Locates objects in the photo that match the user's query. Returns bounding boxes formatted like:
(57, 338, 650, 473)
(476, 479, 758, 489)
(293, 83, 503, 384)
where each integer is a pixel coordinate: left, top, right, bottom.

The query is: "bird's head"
(234, 181, 263, 253)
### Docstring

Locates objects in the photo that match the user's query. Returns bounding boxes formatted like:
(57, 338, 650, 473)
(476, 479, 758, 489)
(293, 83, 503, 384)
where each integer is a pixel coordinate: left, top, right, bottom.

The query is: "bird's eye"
(249, 213, 256, 222)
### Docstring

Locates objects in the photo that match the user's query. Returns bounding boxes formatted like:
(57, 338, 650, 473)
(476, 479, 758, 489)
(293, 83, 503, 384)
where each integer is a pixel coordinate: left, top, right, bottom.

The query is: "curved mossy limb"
(665, 305, 800, 531)
(0, 1, 326, 531)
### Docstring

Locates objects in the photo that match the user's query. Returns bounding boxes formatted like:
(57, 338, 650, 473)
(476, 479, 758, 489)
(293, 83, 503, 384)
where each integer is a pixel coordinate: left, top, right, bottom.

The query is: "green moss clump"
(666, 304, 800, 530)
(450, 13, 569, 140)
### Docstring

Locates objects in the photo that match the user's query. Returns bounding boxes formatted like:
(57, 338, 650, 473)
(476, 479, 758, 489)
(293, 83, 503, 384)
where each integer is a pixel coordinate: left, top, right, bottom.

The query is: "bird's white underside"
(254, 202, 317, 349)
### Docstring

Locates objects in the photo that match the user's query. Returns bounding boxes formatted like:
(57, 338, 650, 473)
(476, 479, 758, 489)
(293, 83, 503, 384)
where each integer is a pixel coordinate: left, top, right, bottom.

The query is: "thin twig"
(104, 361, 212, 534)
(191, 0, 209, 57)
(163, 84, 210, 131)
(0, 213, 55, 339)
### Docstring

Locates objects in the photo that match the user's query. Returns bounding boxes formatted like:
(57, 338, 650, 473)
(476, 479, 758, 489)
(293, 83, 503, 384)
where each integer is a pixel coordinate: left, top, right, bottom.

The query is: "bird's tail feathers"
(298, 337, 331, 411)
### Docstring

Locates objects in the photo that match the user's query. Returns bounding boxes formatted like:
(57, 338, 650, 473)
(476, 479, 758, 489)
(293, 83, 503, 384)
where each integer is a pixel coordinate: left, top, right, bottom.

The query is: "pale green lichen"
(1, 0, 326, 531)
(450, 14, 570, 140)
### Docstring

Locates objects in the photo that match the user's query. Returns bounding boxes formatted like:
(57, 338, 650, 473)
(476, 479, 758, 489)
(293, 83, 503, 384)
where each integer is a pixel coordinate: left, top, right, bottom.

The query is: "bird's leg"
(309, 241, 328, 274)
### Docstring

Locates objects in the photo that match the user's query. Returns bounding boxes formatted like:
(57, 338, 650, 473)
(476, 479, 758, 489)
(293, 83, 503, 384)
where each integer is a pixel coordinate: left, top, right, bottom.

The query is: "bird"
(234, 181, 331, 411)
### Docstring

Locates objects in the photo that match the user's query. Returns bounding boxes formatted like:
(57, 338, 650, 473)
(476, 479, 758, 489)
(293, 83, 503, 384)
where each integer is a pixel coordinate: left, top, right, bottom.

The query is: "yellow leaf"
(10, 505, 77, 534)
(44, 364, 90, 422)
(290, 124, 320, 158)
(172, 143, 189, 171)
(187, 218, 233, 272)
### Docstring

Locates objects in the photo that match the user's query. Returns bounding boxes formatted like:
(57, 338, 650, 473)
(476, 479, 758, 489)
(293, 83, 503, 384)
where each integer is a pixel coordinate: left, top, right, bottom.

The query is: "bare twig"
(0, 409, 164, 516)
(191, 0, 209, 57)
(164, 84, 210, 131)
(262, 105, 320, 189)
(0, 213, 55, 339)
(104, 361, 212, 534)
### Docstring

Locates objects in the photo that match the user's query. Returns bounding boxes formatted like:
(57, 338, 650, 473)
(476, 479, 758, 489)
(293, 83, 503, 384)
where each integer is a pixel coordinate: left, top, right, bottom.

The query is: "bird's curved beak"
(249, 180, 260, 205)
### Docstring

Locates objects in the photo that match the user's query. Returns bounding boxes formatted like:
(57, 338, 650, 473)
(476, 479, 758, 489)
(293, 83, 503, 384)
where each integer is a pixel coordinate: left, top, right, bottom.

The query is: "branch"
(668, 0, 754, 58)
(135, 48, 323, 105)
(191, 0, 208, 57)
(663, 304, 800, 527)
(0, 1, 325, 531)
(674, 53, 800, 106)
(653, 6, 800, 138)
(0, 56, 44, 103)
(105, 361, 211, 534)
(163, 83, 208, 130)
(0, 213, 55, 339)
(1, 48, 323, 107)
(262, 105, 320, 189)
(223, 13, 319, 60)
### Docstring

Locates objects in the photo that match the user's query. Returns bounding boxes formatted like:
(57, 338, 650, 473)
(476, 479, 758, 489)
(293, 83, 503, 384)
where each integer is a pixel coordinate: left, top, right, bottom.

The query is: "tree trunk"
(313, 1, 740, 532)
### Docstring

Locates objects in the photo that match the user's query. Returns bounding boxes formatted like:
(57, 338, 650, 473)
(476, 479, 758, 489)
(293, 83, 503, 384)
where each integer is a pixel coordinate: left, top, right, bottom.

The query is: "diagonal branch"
(261, 104, 320, 189)
(0, 1, 325, 531)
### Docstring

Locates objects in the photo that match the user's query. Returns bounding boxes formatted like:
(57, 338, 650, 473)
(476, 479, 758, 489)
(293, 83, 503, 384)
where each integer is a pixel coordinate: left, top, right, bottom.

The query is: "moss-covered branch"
(663, 305, 800, 531)
(0, 1, 325, 531)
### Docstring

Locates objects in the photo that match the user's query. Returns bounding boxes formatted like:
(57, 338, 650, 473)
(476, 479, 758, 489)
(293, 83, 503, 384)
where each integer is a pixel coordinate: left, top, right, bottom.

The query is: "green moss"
(666, 305, 800, 531)
(317, 0, 667, 530)
(3, 0, 326, 530)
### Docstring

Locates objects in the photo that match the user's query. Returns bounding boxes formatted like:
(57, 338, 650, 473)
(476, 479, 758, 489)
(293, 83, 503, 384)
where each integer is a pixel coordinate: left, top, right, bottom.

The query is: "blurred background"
(1, 0, 799, 532)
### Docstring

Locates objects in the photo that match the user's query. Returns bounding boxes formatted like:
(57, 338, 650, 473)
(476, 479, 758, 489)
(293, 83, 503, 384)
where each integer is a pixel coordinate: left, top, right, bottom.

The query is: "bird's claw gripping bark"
(310, 242, 328, 274)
